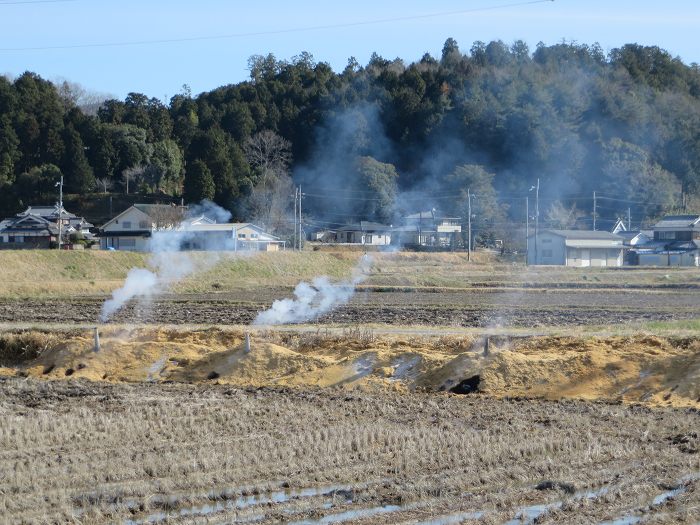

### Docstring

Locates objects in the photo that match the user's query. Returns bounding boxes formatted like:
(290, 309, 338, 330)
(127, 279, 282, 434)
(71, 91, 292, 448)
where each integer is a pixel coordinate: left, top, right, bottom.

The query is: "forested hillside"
(1, 39, 699, 239)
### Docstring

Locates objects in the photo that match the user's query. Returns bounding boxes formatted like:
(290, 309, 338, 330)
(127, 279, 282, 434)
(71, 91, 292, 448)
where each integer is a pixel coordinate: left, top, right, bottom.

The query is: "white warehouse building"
(527, 230, 626, 267)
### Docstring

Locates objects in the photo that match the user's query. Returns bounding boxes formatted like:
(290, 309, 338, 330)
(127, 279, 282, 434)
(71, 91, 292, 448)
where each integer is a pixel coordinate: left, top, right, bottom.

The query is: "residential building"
(0, 214, 58, 249)
(611, 219, 652, 246)
(394, 210, 462, 248)
(19, 205, 93, 237)
(634, 214, 700, 266)
(181, 220, 284, 251)
(527, 230, 625, 267)
(334, 221, 392, 245)
(99, 204, 283, 251)
(0, 204, 93, 249)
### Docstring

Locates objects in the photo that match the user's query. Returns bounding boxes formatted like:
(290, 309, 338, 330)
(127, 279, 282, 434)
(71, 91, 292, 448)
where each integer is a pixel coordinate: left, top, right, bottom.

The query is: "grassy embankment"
(0, 250, 359, 298)
(1, 250, 699, 299)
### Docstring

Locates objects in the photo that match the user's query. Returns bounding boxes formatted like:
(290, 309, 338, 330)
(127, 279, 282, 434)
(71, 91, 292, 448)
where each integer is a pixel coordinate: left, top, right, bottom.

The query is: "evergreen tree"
(61, 123, 94, 193)
(183, 159, 215, 203)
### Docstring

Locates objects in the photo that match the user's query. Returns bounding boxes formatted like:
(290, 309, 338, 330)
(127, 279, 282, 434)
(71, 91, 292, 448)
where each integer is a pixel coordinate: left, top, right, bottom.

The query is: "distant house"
(395, 210, 461, 248)
(99, 204, 172, 251)
(335, 221, 392, 245)
(99, 204, 283, 252)
(527, 230, 625, 266)
(0, 204, 93, 249)
(181, 219, 284, 251)
(18, 205, 93, 238)
(0, 214, 58, 249)
(634, 214, 700, 266)
(609, 219, 653, 263)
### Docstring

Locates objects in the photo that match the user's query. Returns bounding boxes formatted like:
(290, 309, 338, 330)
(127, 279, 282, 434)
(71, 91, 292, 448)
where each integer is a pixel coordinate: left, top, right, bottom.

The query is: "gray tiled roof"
(337, 221, 392, 232)
(542, 229, 623, 240)
(652, 215, 700, 229)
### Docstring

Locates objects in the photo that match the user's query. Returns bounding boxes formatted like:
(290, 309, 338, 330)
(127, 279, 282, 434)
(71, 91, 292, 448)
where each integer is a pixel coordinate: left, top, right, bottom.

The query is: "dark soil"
(2, 288, 697, 327)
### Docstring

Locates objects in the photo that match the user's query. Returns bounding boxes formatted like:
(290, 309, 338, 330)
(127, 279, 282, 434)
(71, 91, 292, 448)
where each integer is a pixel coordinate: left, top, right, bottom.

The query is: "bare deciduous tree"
(243, 131, 294, 232)
(96, 177, 113, 194)
(546, 200, 580, 229)
(54, 78, 112, 116)
(148, 204, 186, 230)
(122, 166, 145, 195)
(243, 130, 292, 185)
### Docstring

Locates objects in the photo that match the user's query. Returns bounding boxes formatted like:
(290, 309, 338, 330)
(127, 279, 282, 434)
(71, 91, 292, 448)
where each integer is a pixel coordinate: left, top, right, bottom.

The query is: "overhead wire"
(0, 0, 555, 51)
(0, 0, 75, 4)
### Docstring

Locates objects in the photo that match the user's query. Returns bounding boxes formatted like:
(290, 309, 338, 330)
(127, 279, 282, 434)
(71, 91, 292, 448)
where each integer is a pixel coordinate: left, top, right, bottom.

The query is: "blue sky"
(1, 0, 699, 100)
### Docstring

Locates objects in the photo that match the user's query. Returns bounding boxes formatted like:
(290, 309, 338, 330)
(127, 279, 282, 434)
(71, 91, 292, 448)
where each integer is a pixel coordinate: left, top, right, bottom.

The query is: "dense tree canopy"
(1, 40, 699, 237)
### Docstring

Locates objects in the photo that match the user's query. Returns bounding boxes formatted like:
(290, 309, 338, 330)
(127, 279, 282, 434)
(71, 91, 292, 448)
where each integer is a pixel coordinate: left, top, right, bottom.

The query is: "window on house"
(120, 239, 136, 248)
(139, 221, 148, 229)
(658, 231, 675, 240)
(238, 233, 246, 238)
(542, 249, 553, 258)
(250, 233, 259, 239)
(8, 236, 14, 243)
(123, 221, 132, 229)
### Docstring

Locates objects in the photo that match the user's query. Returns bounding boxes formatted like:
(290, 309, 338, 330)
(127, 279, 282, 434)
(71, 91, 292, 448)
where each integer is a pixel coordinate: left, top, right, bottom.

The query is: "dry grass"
(1, 327, 698, 407)
(2, 250, 699, 300)
(0, 330, 63, 365)
(0, 378, 696, 524)
(0, 251, 359, 298)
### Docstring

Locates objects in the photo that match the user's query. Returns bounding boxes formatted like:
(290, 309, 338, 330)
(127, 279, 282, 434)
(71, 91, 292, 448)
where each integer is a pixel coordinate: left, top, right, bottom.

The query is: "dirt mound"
(0, 328, 697, 407)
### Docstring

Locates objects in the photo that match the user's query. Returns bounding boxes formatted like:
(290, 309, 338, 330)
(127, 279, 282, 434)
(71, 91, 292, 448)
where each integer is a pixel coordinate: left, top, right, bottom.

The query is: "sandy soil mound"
(0, 328, 698, 407)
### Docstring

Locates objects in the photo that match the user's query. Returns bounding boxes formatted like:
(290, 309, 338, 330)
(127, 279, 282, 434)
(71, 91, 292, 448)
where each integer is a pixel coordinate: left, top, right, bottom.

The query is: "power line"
(596, 194, 671, 206)
(0, 0, 75, 4)
(0, 0, 554, 52)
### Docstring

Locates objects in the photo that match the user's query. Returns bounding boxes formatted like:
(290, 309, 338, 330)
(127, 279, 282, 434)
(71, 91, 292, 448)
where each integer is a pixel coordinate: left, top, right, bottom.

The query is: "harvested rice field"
(0, 251, 698, 523)
(0, 378, 698, 524)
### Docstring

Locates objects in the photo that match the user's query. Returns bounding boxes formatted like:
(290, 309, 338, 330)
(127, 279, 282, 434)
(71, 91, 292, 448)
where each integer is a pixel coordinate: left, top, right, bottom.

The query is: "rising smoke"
(99, 200, 232, 322)
(253, 254, 372, 325)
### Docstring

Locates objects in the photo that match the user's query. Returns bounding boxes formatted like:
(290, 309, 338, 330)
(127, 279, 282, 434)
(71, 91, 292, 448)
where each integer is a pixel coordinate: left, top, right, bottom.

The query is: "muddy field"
(0, 378, 697, 524)
(2, 288, 699, 327)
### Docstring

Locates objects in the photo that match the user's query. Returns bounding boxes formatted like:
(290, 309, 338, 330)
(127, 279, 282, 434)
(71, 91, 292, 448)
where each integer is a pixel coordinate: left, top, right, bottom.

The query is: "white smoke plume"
(254, 255, 372, 325)
(99, 200, 232, 322)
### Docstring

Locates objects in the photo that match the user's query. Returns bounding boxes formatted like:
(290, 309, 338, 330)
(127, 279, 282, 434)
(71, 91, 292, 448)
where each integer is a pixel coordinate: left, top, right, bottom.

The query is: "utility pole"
(525, 196, 529, 265)
(534, 178, 539, 264)
(56, 175, 64, 250)
(293, 187, 298, 251)
(298, 185, 302, 251)
(593, 191, 597, 231)
(467, 188, 472, 262)
(627, 207, 631, 231)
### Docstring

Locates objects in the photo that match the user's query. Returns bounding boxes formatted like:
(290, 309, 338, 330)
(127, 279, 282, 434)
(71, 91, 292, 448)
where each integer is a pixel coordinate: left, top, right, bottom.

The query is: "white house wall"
(102, 208, 153, 232)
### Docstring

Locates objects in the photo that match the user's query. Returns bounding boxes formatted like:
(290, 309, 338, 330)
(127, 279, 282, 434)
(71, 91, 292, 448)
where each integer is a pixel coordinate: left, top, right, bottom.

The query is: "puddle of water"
(414, 510, 485, 525)
(599, 517, 642, 525)
(651, 486, 685, 506)
(503, 485, 609, 525)
(599, 472, 699, 525)
(288, 504, 406, 525)
(122, 483, 355, 525)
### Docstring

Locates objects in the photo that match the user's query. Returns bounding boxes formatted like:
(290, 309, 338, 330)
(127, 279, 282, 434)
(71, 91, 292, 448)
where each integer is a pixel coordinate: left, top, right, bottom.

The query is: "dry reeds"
(0, 331, 61, 365)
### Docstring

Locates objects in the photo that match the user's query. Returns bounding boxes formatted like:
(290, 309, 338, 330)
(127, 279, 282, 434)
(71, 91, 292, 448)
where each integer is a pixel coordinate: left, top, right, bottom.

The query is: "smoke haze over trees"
(1, 39, 699, 240)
